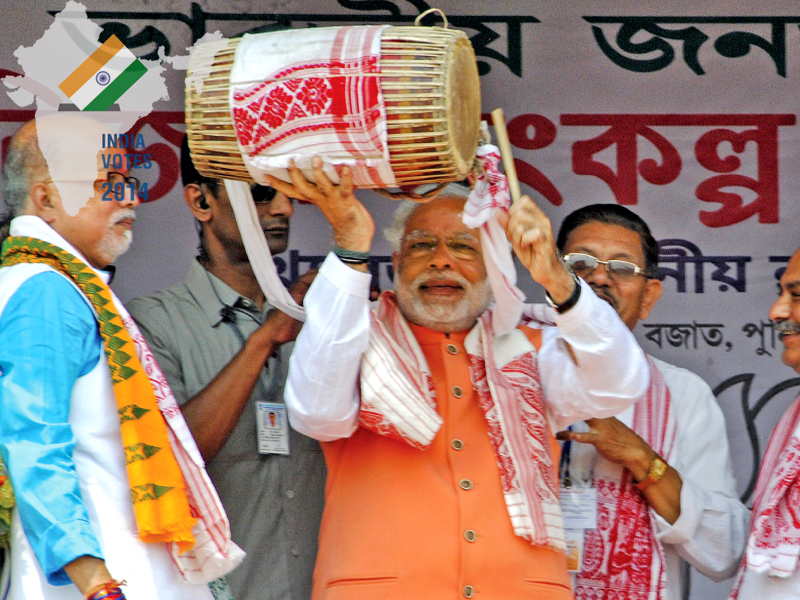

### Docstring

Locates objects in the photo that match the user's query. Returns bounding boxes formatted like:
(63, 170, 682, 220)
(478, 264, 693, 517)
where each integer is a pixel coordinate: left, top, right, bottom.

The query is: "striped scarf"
(0, 235, 243, 581)
(575, 358, 675, 600)
(730, 393, 800, 598)
(360, 292, 564, 550)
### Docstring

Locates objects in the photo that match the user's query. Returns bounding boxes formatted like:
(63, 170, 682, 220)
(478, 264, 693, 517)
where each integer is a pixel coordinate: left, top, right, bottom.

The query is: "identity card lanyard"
(559, 425, 598, 572)
(212, 276, 290, 456)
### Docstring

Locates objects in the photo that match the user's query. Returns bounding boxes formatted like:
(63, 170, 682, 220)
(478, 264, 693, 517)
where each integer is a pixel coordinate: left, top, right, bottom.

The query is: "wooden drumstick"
(491, 107, 521, 203)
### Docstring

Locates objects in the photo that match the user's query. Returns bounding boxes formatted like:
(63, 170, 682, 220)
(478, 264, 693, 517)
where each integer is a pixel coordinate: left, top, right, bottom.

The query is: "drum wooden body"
(185, 25, 481, 188)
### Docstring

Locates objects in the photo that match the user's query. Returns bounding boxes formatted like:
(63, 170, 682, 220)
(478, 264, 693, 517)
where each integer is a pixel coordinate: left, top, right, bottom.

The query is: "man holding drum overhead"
(277, 159, 651, 599)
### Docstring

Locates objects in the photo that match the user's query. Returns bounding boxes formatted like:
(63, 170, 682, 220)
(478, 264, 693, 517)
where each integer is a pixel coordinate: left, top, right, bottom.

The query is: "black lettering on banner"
(743, 321, 777, 357)
(69, 1, 537, 77)
(657, 239, 751, 294)
(643, 322, 729, 351)
(769, 255, 791, 290)
(713, 374, 800, 503)
(584, 16, 798, 77)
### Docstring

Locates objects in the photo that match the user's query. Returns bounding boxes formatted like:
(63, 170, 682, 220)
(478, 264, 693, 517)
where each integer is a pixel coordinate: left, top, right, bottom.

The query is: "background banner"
(3, 2, 799, 598)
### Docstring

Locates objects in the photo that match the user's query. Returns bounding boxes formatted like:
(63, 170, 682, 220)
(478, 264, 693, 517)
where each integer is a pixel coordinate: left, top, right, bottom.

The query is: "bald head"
(3, 120, 49, 217)
(0, 117, 140, 269)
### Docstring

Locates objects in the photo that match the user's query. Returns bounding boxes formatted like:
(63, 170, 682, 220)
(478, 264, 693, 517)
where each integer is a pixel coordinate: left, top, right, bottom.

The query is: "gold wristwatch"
(633, 455, 668, 491)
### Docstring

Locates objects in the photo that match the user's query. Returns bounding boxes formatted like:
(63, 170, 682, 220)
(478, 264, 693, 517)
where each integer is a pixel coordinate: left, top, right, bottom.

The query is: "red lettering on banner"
(0, 108, 34, 164)
(561, 114, 682, 205)
(694, 115, 792, 227)
(507, 114, 562, 206)
(514, 158, 563, 206)
(561, 113, 796, 226)
(125, 111, 184, 203)
(506, 113, 557, 150)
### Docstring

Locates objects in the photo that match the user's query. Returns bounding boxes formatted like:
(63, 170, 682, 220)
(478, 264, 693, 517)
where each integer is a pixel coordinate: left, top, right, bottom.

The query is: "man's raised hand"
(266, 157, 374, 253)
(496, 194, 576, 305)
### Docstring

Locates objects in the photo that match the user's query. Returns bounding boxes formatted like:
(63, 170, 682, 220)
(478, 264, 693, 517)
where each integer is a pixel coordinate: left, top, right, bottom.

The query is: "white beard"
(395, 270, 492, 333)
(97, 209, 135, 264)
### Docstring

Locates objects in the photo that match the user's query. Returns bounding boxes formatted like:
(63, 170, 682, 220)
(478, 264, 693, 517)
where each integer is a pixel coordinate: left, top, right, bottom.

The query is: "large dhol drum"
(185, 19, 481, 190)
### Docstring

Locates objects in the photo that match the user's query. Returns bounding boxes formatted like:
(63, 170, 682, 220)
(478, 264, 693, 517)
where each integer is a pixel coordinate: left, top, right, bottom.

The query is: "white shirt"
(285, 253, 650, 441)
(567, 357, 750, 600)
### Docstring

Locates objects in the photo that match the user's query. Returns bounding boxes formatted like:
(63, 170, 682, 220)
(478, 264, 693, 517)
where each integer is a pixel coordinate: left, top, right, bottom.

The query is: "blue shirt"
(0, 271, 103, 585)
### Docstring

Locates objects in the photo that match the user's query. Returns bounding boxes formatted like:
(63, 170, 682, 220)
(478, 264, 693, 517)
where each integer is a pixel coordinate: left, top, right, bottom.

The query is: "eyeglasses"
(563, 253, 648, 281)
(401, 232, 481, 260)
(44, 173, 141, 201)
(95, 171, 141, 199)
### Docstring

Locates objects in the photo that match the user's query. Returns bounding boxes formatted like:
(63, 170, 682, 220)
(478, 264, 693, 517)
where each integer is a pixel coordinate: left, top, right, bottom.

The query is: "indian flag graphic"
(59, 34, 146, 111)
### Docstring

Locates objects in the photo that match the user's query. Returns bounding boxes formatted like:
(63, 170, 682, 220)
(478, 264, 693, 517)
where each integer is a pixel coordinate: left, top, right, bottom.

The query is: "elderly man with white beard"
(274, 161, 651, 600)
(0, 117, 241, 600)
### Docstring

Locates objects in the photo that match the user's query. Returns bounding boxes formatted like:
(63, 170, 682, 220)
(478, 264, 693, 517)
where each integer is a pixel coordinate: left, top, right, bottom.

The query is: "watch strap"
(545, 270, 582, 314)
(633, 455, 668, 491)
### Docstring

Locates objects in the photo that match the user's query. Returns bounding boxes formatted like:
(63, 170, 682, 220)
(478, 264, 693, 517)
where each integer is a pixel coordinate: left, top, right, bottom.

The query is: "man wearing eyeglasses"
(127, 137, 325, 600)
(554, 204, 749, 600)
(0, 117, 244, 599)
(276, 160, 652, 600)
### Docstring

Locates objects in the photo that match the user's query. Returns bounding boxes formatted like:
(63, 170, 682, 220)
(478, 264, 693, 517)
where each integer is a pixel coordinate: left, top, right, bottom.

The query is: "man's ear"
(184, 184, 211, 221)
(638, 277, 663, 321)
(27, 182, 58, 223)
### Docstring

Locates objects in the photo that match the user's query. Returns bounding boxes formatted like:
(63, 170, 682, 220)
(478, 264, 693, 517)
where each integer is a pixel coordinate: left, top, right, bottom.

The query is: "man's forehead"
(781, 250, 800, 288)
(403, 197, 473, 234)
(566, 221, 644, 259)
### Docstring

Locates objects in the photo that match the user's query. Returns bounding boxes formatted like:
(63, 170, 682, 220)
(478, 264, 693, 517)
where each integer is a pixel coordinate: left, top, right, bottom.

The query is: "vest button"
(463, 584, 475, 598)
(464, 529, 476, 542)
(446, 343, 458, 355)
(451, 439, 464, 450)
(459, 479, 473, 491)
(452, 386, 463, 398)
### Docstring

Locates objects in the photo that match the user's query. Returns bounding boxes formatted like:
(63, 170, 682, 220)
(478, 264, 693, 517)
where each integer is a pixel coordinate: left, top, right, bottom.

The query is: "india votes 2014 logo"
(59, 34, 146, 112)
(97, 133, 152, 202)
(58, 34, 152, 201)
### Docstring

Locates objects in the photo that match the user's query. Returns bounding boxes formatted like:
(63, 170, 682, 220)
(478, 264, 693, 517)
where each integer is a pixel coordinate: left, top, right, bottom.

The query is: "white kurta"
(0, 219, 214, 600)
(568, 357, 749, 600)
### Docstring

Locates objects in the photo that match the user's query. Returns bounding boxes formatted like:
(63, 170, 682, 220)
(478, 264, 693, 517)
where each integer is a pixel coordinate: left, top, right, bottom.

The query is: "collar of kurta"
(8, 215, 111, 284)
(407, 321, 471, 346)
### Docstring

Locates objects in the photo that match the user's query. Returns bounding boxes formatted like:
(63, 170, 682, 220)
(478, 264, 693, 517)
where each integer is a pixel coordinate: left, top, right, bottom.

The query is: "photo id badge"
(564, 528, 584, 572)
(559, 487, 598, 530)
(257, 402, 290, 455)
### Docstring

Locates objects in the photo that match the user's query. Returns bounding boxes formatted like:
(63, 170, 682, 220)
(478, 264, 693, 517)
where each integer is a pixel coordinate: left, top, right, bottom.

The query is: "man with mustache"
(553, 204, 749, 600)
(728, 247, 800, 598)
(275, 162, 651, 599)
(127, 137, 325, 600)
(0, 117, 242, 599)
